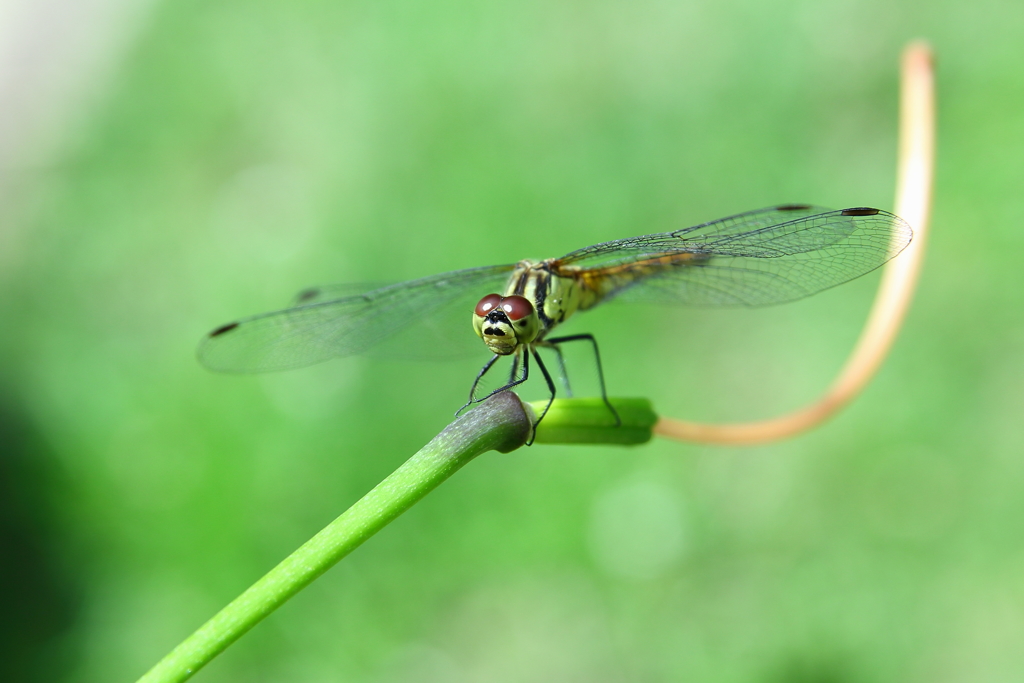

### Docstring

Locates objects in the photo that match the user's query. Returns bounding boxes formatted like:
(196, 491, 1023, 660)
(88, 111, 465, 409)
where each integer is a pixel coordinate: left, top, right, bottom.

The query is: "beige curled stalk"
(654, 42, 935, 445)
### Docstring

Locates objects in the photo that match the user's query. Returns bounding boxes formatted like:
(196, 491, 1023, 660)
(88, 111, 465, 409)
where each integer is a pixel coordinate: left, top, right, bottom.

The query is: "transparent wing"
(198, 265, 516, 372)
(553, 206, 913, 307)
(290, 282, 388, 306)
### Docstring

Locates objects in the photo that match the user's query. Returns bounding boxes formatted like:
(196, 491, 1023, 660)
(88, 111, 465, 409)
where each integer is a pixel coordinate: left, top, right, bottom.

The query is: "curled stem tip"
(654, 41, 935, 445)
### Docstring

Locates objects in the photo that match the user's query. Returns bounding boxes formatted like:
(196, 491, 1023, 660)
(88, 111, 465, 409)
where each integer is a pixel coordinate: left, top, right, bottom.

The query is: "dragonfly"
(199, 204, 912, 435)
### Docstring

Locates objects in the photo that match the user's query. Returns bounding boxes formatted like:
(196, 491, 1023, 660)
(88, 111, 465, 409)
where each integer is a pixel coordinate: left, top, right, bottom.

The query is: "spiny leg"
(546, 343, 572, 397)
(478, 349, 529, 402)
(526, 346, 557, 446)
(457, 354, 500, 415)
(458, 349, 530, 416)
(544, 334, 621, 427)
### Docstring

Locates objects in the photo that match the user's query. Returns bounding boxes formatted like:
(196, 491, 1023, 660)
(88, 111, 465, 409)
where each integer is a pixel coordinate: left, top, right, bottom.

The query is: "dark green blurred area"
(2, 0, 1023, 680)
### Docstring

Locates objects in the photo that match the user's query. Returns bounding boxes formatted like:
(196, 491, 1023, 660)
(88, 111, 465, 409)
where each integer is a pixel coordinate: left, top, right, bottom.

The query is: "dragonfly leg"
(544, 334, 621, 427)
(543, 343, 573, 397)
(526, 347, 558, 445)
(457, 354, 500, 415)
(457, 350, 530, 415)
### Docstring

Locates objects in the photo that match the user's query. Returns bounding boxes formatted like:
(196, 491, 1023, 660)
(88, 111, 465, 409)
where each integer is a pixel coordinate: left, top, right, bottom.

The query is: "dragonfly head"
(472, 293, 540, 355)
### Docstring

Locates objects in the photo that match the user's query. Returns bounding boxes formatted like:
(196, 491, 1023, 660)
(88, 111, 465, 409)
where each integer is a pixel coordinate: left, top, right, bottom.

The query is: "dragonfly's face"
(472, 293, 540, 355)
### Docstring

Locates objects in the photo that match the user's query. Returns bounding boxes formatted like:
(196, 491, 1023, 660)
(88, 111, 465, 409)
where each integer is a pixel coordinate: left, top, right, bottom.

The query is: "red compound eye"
(500, 295, 534, 321)
(474, 293, 503, 317)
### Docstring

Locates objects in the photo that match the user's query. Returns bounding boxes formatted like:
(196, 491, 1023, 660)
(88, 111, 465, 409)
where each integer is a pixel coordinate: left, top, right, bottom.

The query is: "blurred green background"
(1, 0, 1022, 681)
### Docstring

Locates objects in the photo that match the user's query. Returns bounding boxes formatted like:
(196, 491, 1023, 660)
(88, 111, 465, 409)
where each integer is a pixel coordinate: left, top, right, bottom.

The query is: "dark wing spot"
(209, 322, 240, 337)
(841, 207, 881, 216)
(777, 203, 812, 211)
(296, 287, 321, 302)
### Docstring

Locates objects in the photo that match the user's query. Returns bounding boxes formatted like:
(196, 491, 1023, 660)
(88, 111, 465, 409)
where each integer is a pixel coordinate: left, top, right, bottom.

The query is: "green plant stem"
(529, 397, 657, 445)
(137, 391, 532, 683)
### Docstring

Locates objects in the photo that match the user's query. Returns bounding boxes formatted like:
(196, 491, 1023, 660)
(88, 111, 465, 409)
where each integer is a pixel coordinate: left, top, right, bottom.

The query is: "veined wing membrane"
(290, 282, 389, 306)
(554, 207, 912, 307)
(198, 264, 515, 372)
(555, 204, 833, 266)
